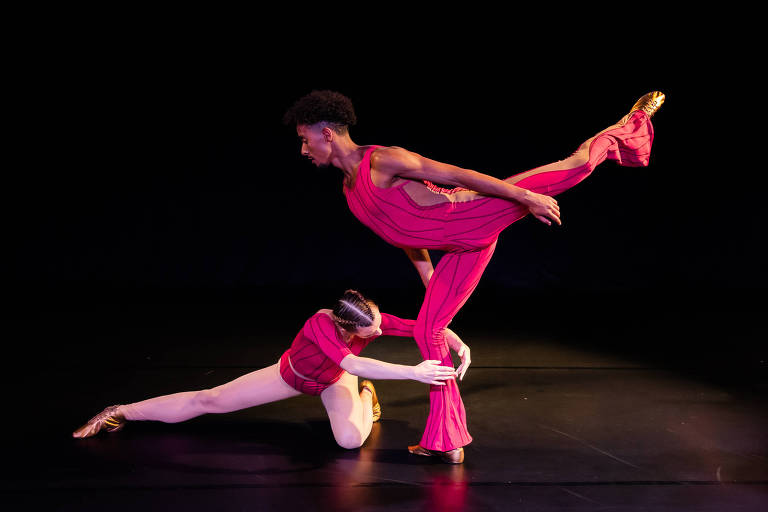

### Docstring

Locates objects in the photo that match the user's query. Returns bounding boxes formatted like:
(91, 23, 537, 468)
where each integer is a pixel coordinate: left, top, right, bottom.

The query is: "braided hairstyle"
(332, 290, 377, 332)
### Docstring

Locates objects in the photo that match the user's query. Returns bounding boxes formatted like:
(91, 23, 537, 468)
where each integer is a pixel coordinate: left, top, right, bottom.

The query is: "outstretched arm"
(340, 354, 456, 386)
(373, 147, 561, 226)
(404, 248, 433, 287)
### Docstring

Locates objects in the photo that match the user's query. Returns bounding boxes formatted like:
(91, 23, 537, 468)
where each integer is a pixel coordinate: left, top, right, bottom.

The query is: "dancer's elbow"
(339, 354, 360, 374)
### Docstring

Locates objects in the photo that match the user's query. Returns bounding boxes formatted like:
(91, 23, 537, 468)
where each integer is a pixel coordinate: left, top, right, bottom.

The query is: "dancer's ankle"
(113, 405, 128, 421)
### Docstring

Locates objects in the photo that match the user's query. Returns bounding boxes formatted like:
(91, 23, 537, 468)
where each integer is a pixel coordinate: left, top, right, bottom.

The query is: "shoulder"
(370, 146, 423, 174)
(308, 309, 335, 325)
(304, 310, 336, 334)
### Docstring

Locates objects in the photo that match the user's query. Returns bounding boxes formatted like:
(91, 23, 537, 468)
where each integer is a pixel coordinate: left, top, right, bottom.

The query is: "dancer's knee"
(334, 429, 365, 450)
(415, 323, 447, 347)
(193, 388, 222, 412)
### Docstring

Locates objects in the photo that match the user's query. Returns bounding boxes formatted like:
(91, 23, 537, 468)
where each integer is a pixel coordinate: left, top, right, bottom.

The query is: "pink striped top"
(284, 311, 416, 386)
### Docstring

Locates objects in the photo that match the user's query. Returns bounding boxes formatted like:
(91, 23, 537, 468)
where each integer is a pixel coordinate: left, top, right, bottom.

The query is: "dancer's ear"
(321, 124, 335, 142)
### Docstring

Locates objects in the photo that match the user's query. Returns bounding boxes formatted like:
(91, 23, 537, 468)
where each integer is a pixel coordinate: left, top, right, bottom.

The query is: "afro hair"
(283, 90, 357, 130)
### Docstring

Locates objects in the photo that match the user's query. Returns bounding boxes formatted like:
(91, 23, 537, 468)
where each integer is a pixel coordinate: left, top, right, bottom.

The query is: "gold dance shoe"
(360, 380, 381, 422)
(72, 405, 125, 439)
(408, 444, 465, 464)
(628, 91, 665, 119)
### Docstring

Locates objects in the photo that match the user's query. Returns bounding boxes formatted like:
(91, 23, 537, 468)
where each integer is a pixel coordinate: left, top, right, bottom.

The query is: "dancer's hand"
(412, 360, 457, 385)
(524, 191, 561, 226)
(445, 328, 471, 381)
(455, 344, 471, 381)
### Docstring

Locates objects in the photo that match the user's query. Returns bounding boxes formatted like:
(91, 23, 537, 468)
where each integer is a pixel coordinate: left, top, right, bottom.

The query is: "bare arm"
(340, 354, 455, 386)
(373, 147, 561, 226)
(404, 248, 433, 287)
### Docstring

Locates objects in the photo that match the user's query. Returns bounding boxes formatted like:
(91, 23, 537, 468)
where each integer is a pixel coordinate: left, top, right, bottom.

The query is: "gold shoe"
(408, 444, 465, 464)
(628, 91, 665, 119)
(72, 405, 125, 439)
(360, 380, 381, 422)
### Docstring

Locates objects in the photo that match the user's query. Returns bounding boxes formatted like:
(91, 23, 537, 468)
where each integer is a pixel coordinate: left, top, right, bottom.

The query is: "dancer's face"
(296, 123, 333, 167)
(353, 307, 383, 339)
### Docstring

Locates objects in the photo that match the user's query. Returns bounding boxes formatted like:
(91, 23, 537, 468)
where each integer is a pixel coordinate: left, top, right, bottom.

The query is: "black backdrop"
(9, 40, 767, 375)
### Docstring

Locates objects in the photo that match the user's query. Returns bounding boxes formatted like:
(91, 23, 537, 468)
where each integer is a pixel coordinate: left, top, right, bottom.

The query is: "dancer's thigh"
(205, 362, 302, 413)
(416, 241, 498, 360)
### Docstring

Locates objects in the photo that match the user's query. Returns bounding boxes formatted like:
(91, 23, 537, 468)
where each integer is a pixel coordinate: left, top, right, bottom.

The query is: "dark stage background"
(8, 46, 766, 387)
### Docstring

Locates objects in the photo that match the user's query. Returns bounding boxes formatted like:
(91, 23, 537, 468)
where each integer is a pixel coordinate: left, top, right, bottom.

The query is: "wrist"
(515, 187, 534, 204)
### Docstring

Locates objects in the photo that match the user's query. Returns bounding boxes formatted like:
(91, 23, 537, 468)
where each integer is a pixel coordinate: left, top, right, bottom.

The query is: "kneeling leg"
(320, 371, 373, 449)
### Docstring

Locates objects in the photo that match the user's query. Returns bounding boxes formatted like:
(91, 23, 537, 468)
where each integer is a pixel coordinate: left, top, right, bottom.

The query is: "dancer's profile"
(73, 290, 468, 455)
(283, 90, 665, 462)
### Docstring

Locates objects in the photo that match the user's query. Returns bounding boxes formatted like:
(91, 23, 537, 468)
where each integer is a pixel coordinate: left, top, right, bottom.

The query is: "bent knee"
(334, 430, 365, 450)
(415, 325, 447, 345)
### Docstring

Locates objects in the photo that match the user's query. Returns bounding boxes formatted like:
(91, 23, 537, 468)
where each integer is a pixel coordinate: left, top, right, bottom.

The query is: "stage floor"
(7, 300, 768, 511)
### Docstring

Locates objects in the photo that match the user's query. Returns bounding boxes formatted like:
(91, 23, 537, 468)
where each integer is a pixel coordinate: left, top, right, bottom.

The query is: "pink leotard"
(342, 111, 655, 451)
(279, 311, 417, 396)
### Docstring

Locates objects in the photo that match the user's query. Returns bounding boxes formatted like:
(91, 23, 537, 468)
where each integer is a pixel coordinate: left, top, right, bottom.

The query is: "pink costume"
(279, 311, 416, 395)
(343, 111, 655, 451)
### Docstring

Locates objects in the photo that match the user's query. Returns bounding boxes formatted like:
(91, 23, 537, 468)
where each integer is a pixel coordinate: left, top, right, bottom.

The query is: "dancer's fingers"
(456, 362, 466, 378)
(429, 363, 456, 371)
(458, 359, 470, 380)
(430, 381, 447, 386)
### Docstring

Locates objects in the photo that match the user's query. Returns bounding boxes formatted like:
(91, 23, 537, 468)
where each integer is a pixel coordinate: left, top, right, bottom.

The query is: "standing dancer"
(73, 290, 467, 451)
(283, 90, 664, 463)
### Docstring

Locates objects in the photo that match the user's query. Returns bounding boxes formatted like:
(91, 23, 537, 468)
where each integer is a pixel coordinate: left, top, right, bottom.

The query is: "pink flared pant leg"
(414, 241, 497, 451)
(414, 111, 654, 451)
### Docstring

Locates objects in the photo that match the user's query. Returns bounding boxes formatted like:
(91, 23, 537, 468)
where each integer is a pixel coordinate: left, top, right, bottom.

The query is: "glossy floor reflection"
(7, 299, 768, 511)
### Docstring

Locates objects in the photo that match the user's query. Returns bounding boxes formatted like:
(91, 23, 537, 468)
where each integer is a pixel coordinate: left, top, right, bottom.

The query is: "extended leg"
(444, 110, 655, 250)
(413, 241, 498, 452)
(504, 110, 654, 194)
(119, 363, 300, 422)
(320, 371, 374, 449)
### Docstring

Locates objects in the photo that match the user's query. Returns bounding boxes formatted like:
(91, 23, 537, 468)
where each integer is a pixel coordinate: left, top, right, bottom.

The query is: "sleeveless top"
(343, 146, 504, 251)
